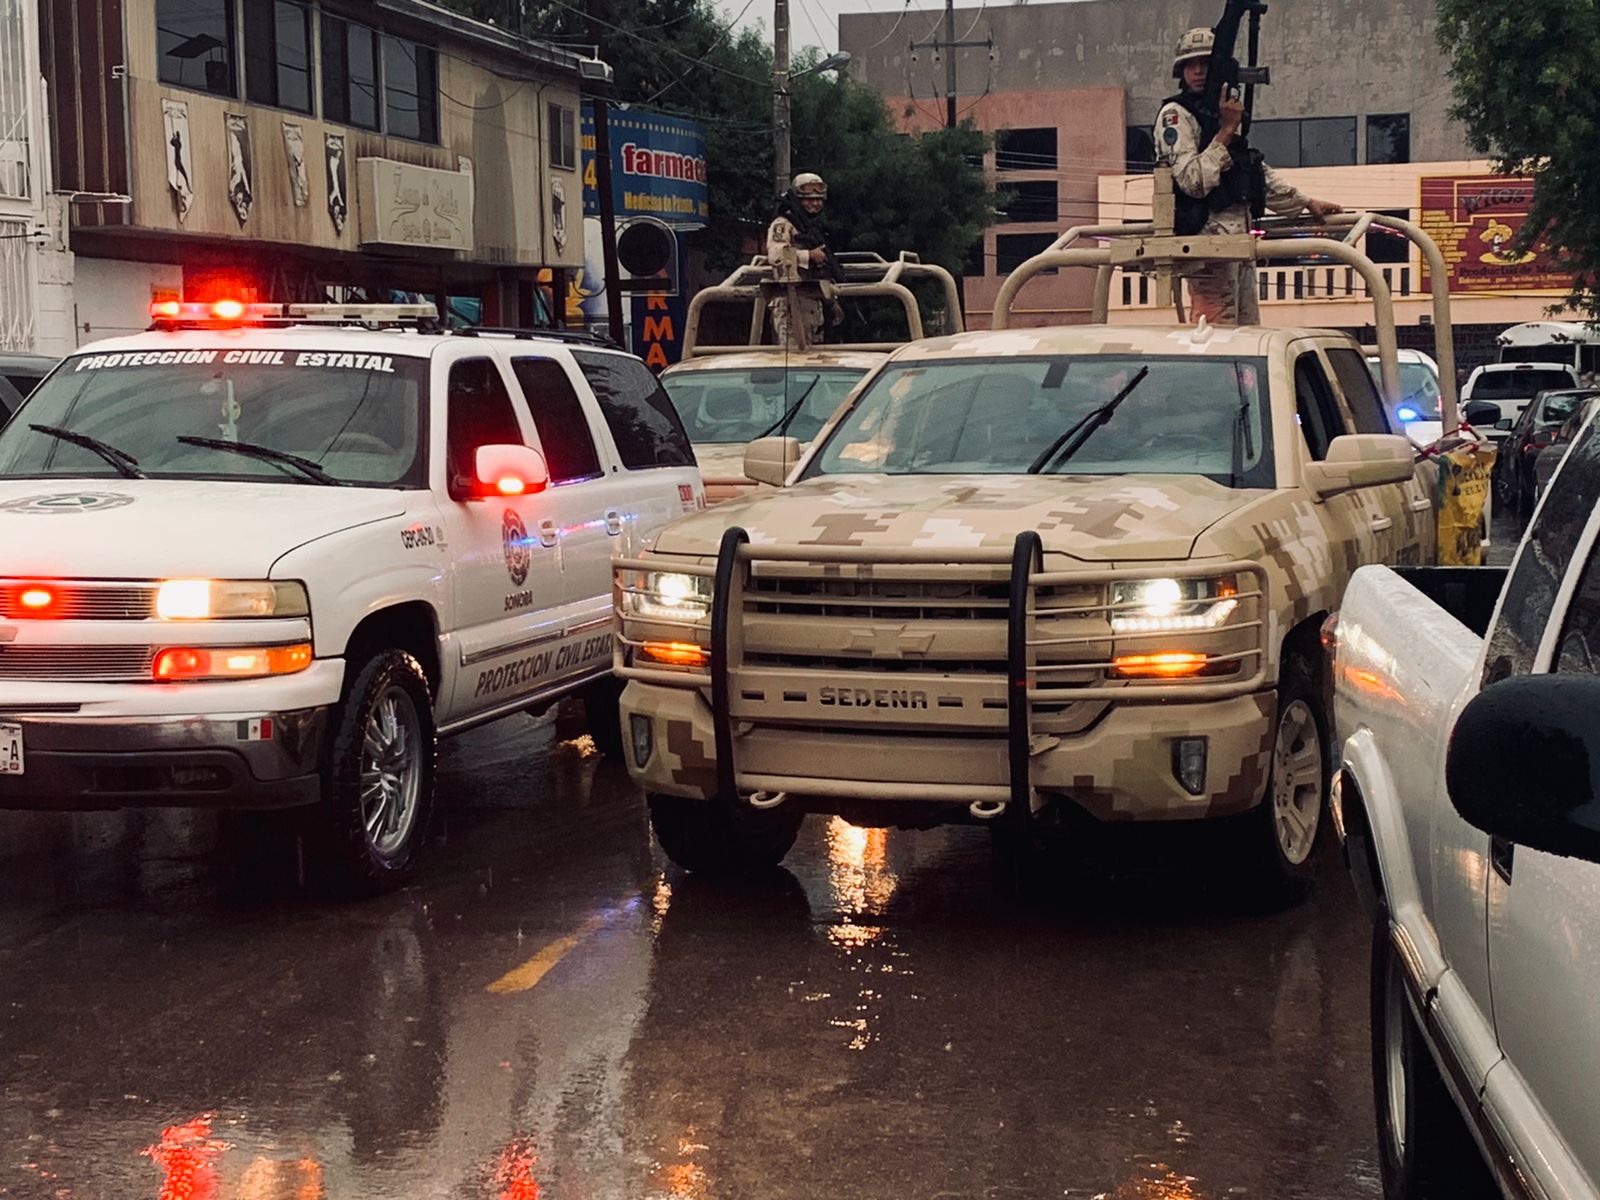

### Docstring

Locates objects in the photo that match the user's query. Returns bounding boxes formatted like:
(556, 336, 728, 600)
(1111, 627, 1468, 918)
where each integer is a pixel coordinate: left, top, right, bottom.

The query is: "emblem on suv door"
(503, 509, 532, 586)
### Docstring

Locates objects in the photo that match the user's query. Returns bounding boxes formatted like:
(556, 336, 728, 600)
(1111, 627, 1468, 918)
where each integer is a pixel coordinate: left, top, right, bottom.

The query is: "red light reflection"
(494, 1138, 542, 1200)
(141, 1115, 229, 1200)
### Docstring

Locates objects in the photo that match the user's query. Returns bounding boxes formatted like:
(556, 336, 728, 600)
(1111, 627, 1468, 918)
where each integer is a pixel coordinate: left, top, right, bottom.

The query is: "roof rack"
(451, 325, 624, 350)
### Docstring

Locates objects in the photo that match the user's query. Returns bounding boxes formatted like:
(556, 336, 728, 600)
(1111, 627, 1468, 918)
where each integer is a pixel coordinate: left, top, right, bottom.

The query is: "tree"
(1438, 0, 1600, 316)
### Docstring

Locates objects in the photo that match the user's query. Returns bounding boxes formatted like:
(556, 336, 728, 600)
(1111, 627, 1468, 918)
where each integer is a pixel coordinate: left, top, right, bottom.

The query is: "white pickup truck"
(0, 302, 702, 891)
(1328, 412, 1600, 1197)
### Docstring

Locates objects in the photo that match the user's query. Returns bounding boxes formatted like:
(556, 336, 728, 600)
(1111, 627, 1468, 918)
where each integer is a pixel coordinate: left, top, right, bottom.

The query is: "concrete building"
(0, 0, 73, 356)
(840, 0, 1572, 364)
(38, 0, 592, 346)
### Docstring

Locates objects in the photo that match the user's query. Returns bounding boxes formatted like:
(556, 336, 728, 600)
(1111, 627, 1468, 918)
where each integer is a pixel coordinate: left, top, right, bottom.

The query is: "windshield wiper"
(176, 436, 347, 486)
(1231, 393, 1255, 486)
(1027, 367, 1150, 475)
(29, 424, 145, 479)
(755, 377, 823, 440)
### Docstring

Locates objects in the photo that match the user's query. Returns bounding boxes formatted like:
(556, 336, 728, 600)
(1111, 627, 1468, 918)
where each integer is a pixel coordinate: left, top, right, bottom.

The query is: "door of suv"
(1291, 347, 1380, 581)
(1481, 424, 1600, 1196)
(1322, 342, 1431, 565)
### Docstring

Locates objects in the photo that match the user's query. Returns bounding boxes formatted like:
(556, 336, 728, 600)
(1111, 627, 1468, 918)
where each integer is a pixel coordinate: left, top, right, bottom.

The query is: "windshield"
(661, 367, 866, 444)
(808, 355, 1274, 487)
(1499, 344, 1579, 367)
(1370, 359, 1442, 421)
(0, 349, 428, 487)
(1470, 368, 1575, 401)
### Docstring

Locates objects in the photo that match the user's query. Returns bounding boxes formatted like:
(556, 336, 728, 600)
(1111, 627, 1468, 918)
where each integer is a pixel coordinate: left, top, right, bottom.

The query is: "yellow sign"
(1435, 441, 1496, 565)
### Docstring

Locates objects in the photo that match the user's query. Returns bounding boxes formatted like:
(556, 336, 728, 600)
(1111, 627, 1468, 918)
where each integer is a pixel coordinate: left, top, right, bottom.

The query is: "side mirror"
(1446, 675, 1600, 866)
(1302, 434, 1415, 500)
(1495, 418, 1515, 432)
(1464, 400, 1500, 427)
(454, 443, 549, 500)
(743, 436, 801, 488)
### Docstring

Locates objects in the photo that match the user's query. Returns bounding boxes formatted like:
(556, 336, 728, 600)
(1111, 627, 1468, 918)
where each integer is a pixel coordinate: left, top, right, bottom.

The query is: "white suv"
(0, 302, 702, 890)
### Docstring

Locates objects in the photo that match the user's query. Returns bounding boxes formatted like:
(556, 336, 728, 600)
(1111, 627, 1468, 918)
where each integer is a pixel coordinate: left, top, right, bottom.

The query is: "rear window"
(571, 351, 695, 470)
(1471, 368, 1574, 400)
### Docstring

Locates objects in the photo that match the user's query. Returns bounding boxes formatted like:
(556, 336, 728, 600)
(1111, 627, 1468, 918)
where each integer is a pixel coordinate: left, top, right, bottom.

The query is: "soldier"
(766, 172, 841, 348)
(1155, 27, 1344, 325)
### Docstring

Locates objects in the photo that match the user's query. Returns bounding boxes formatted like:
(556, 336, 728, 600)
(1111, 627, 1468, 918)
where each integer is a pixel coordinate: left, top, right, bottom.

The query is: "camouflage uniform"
(1153, 100, 1310, 324)
(766, 214, 825, 349)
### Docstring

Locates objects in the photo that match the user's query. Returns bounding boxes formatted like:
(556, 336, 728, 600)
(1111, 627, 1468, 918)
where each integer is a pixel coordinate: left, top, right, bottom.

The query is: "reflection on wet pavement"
(0, 709, 1380, 1199)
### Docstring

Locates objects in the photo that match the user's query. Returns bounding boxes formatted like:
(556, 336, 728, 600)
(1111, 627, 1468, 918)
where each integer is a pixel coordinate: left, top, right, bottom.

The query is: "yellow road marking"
(486, 911, 613, 994)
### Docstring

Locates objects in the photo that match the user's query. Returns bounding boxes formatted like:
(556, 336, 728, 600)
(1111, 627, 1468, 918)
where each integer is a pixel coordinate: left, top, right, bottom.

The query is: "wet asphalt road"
(0, 703, 1385, 1200)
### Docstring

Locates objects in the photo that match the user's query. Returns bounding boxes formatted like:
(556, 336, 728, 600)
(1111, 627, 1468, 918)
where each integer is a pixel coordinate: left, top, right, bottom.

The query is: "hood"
(693, 442, 755, 483)
(0, 479, 406, 577)
(652, 473, 1266, 563)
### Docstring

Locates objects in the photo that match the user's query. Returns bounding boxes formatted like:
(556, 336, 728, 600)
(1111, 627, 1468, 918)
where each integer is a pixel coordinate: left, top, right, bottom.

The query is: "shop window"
(995, 232, 1056, 275)
(245, 1, 313, 114)
(549, 104, 577, 170)
(1367, 113, 1410, 165)
(383, 36, 439, 143)
(322, 16, 380, 130)
(157, 0, 237, 97)
(995, 127, 1056, 171)
(1002, 180, 1058, 224)
(1125, 125, 1155, 174)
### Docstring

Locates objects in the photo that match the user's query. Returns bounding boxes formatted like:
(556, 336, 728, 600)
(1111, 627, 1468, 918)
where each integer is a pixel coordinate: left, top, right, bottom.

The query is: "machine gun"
(1200, 0, 1271, 219)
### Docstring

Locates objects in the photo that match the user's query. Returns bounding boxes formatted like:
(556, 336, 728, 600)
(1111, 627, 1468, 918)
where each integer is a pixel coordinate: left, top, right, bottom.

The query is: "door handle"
(1491, 835, 1515, 884)
(1408, 497, 1433, 512)
(537, 519, 558, 548)
(1369, 515, 1394, 532)
(604, 509, 624, 537)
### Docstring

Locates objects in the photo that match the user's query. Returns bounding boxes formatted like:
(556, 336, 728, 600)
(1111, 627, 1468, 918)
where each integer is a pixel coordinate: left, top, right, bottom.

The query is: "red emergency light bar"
(149, 300, 284, 323)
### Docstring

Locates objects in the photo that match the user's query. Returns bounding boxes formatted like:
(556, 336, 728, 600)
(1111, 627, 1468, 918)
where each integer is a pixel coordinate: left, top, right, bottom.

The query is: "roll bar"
(680, 251, 964, 358)
(991, 204, 1461, 433)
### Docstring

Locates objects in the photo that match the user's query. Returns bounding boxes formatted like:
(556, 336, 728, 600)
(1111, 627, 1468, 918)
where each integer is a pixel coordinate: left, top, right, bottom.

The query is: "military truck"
(613, 212, 1460, 902)
(660, 252, 962, 504)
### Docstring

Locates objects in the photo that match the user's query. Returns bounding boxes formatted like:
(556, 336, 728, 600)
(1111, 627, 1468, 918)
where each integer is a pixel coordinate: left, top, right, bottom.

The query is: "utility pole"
(910, 9, 991, 129)
(773, 0, 790, 197)
(583, 4, 625, 347)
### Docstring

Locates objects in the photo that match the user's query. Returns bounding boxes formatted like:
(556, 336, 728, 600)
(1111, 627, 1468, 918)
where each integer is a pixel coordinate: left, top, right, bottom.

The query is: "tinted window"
(995, 127, 1056, 171)
(996, 233, 1056, 275)
(447, 359, 524, 484)
(1252, 119, 1300, 167)
(1326, 347, 1391, 434)
(382, 36, 438, 142)
(1125, 125, 1155, 175)
(3, 372, 45, 398)
(1001, 180, 1058, 224)
(510, 358, 603, 484)
(1300, 117, 1357, 167)
(1485, 421, 1600, 685)
(321, 17, 380, 129)
(1364, 209, 1411, 264)
(572, 351, 695, 470)
(1294, 352, 1343, 460)
(157, 0, 236, 96)
(1553, 534, 1600, 675)
(244, 0, 312, 113)
(549, 104, 576, 170)
(809, 355, 1273, 487)
(1470, 369, 1575, 400)
(0, 377, 20, 422)
(1366, 114, 1410, 165)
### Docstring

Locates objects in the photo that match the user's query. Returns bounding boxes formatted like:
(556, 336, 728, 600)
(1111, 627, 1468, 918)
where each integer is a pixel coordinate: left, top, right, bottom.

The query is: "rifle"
(1199, 0, 1271, 218)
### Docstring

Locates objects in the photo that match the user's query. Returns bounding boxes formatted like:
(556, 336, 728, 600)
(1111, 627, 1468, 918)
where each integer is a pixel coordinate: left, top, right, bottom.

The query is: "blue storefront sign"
(580, 106, 708, 229)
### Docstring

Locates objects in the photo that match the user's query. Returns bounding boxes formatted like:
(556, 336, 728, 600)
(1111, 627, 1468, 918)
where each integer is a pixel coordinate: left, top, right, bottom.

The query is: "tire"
(1233, 651, 1328, 907)
(312, 648, 436, 894)
(583, 676, 626, 761)
(1371, 915, 1499, 1199)
(648, 793, 804, 875)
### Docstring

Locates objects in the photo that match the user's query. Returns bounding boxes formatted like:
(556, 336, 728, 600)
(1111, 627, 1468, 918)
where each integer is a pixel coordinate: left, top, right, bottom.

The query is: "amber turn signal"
(640, 641, 709, 668)
(1111, 652, 1210, 679)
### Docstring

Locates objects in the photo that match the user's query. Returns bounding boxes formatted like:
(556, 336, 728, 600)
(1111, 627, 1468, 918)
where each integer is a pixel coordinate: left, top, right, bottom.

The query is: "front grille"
(0, 645, 156, 681)
(0, 581, 157, 620)
(747, 574, 1010, 621)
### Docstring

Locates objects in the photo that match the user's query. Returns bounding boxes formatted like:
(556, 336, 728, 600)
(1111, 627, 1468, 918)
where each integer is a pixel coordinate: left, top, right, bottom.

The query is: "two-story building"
(39, 0, 591, 344)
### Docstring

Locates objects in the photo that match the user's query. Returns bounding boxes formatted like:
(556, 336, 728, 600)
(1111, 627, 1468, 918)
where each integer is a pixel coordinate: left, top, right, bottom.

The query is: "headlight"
(1111, 576, 1238, 633)
(631, 571, 712, 622)
(155, 579, 310, 620)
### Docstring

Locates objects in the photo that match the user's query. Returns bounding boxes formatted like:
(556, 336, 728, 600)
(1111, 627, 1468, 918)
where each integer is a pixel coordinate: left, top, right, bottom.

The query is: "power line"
(640, 0, 762, 105)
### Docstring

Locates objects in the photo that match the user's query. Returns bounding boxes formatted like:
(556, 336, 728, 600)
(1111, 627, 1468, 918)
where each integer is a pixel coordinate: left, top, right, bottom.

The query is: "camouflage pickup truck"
(614, 216, 1450, 902)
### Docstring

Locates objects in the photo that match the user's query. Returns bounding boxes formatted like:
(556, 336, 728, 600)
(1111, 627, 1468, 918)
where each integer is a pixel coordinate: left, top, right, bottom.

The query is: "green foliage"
(434, 0, 998, 280)
(1438, 0, 1600, 316)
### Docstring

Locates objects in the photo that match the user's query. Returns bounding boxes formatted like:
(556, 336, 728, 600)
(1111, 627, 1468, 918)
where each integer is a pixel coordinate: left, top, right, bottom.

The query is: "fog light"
(630, 714, 654, 769)
(1173, 737, 1208, 796)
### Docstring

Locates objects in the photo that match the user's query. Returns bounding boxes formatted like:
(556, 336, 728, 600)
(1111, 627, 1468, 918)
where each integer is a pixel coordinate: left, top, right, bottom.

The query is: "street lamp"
(773, 38, 853, 197)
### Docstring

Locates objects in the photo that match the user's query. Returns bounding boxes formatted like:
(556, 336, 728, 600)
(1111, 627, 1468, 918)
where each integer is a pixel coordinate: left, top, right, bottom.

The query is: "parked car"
(1363, 347, 1444, 447)
(1493, 387, 1598, 517)
(0, 351, 58, 426)
(1534, 393, 1600, 504)
(1327, 402, 1600, 1199)
(1461, 361, 1580, 440)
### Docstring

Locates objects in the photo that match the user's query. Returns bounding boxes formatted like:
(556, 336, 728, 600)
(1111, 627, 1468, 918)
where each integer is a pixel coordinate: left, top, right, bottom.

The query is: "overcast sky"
(714, 0, 949, 56)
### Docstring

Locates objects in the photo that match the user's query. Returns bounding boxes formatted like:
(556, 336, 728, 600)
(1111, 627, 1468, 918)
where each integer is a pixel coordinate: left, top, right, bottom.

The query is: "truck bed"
(1391, 566, 1510, 638)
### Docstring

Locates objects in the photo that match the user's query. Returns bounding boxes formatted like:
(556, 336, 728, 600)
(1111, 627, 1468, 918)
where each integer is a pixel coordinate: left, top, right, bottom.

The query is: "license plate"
(0, 723, 21, 776)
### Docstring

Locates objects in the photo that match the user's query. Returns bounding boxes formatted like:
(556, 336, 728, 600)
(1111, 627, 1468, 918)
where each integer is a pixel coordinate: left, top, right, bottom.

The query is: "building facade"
(39, 0, 591, 346)
(1, 0, 73, 355)
(841, 0, 1569, 364)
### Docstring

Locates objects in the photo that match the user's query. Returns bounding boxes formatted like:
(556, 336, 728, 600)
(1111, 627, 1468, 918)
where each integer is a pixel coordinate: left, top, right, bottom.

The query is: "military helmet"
(792, 172, 828, 197)
(1172, 27, 1214, 77)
